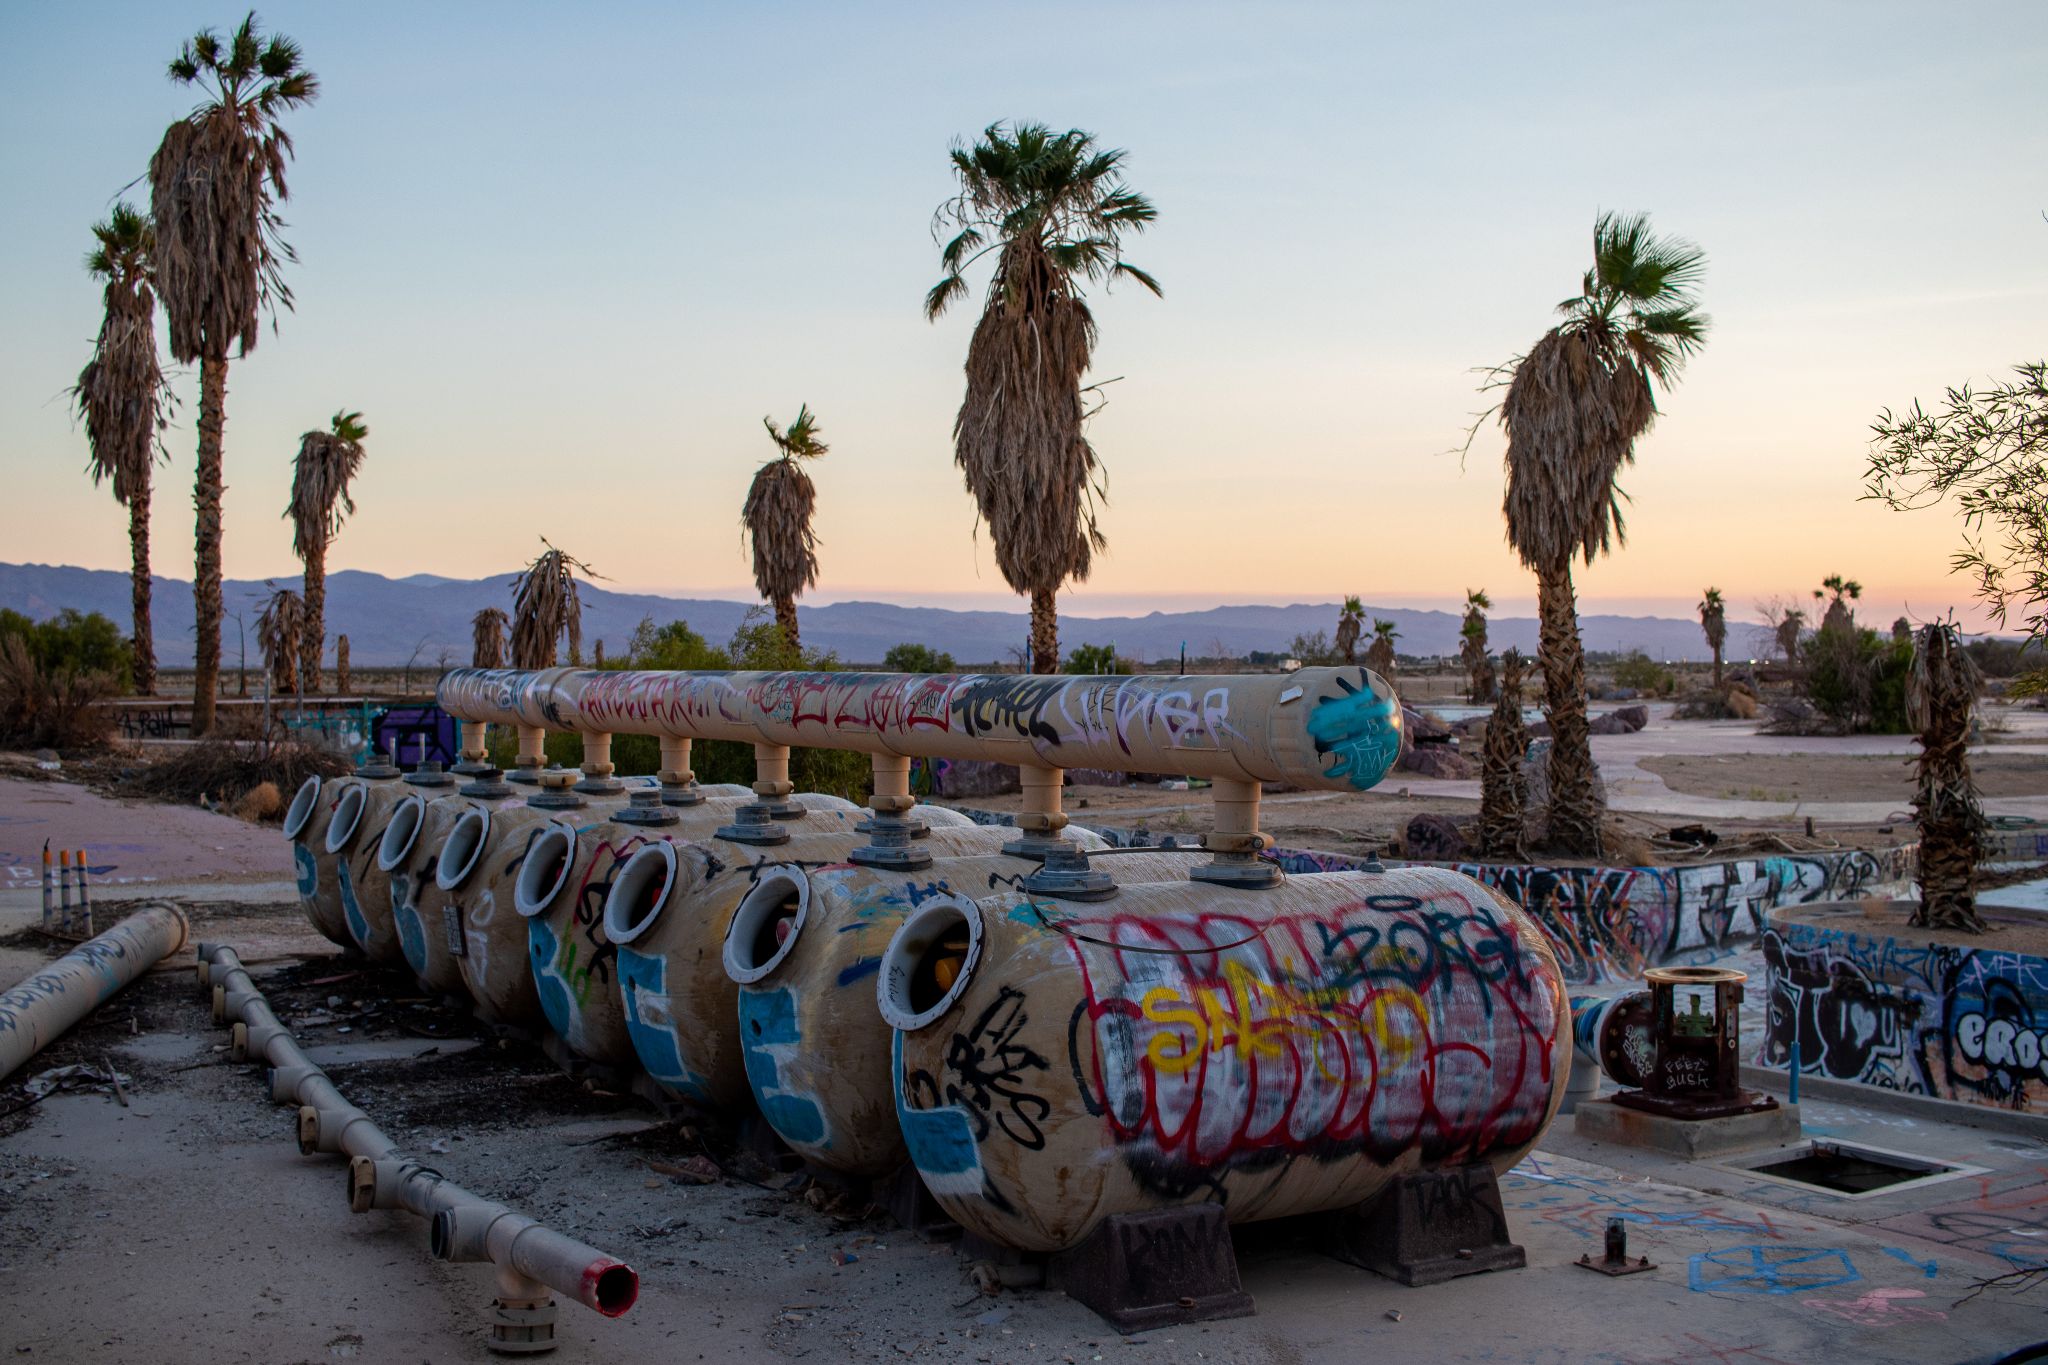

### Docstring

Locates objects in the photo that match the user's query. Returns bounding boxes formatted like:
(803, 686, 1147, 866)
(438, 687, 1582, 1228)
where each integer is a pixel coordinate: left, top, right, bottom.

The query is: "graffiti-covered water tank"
(878, 866, 1569, 1251)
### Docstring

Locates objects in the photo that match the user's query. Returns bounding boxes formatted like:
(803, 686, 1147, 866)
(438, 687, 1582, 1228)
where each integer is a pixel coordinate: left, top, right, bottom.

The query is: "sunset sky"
(3, 2, 2044, 629)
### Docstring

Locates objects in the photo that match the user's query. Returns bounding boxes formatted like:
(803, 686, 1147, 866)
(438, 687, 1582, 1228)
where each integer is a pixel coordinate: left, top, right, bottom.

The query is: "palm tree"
(1698, 587, 1728, 688)
(472, 607, 509, 669)
(1492, 212, 1709, 856)
(256, 585, 305, 695)
(926, 122, 1161, 673)
(149, 15, 318, 735)
(743, 406, 826, 651)
(286, 410, 367, 692)
(1334, 596, 1365, 663)
(1775, 608, 1805, 666)
(1815, 574, 1863, 635)
(1908, 622, 1985, 933)
(1479, 649, 1530, 859)
(1460, 589, 1494, 702)
(73, 203, 172, 696)
(511, 543, 591, 669)
(334, 633, 350, 695)
(1365, 619, 1400, 677)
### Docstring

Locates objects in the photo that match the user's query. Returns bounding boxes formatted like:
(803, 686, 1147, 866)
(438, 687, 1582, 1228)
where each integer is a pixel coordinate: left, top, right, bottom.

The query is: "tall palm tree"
(1460, 589, 1494, 702)
(73, 203, 172, 696)
(256, 584, 305, 695)
(926, 122, 1161, 673)
(1815, 574, 1863, 635)
(1698, 586, 1727, 688)
(286, 410, 367, 692)
(1479, 649, 1530, 859)
(511, 543, 591, 669)
(1493, 212, 1709, 856)
(743, 405, 826, 651)
(472, 607, 509, 669)
(149, 15, 317, 735)
(1908, 622, 1985, 933)
(1365, 619, 1400, 677)
(1334, 596, 1365, 663)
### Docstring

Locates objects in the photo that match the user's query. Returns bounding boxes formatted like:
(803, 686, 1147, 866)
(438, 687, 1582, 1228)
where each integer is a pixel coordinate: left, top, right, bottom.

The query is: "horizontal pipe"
(437, 666, 1403, 792)
(1, 903, 189, 1081)
(199, 944, 637, 1318)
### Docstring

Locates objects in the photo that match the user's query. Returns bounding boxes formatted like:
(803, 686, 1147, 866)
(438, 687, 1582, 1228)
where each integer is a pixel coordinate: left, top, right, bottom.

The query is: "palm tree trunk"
(773, 595, 800, 653)
(1536, 560, 1603, 856)
(128, 481, 155, 696)
(191, 355, 228, 736)
(1712, 646, 1723, 690)
(302, 540, 325, 693)
(1030, 588, 1059, 674)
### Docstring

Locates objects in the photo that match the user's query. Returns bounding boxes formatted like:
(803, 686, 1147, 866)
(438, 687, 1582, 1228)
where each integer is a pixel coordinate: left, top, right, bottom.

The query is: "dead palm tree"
(73, 202, 172, 696)
(743, 406, 826, 650)
(511, 543, 592, 669)
(256, 584, 305, 695)
(1775, 608, 1805, 666)
(1698, 586, 1727, 688)
(334, 634, 350, 694)
(472, 607, 509, 669)
(1479, 650, 1530, 859)
(1365, 619, 1399, 677)
(1908, 622, 1985, 933)
(286, 410, 367, 692)
(926, 122, 1161, 673)
(149, 15, 318, 734)
(1460, 589, 1494, 701)
(1491, 212, 1709, 855)
(1334, 596, 1364, 663)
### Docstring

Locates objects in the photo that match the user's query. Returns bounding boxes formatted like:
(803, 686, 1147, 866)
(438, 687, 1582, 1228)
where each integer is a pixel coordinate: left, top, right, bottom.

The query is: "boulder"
(1404, 813, 1470, 861)
(1613, 704, 1649, 731)
(1522, 737, 1608, 839)
(1398, 746, 1476, 780)
(1587, 712, 1633, 736)
(1064, 768, 1129, 788)
(934, 759, 1021, 798)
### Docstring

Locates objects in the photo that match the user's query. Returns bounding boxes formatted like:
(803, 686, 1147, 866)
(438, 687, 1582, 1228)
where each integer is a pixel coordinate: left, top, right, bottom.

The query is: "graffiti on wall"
(1758, 918, 2048, 1111)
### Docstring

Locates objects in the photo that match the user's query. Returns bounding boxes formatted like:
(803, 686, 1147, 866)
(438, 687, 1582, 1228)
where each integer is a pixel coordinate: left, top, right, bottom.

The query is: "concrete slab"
(1575, 1098, 1804, 1159)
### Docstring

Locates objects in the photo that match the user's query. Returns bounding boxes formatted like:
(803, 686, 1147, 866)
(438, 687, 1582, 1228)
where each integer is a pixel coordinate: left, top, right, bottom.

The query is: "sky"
(2, 2, 2044, 629)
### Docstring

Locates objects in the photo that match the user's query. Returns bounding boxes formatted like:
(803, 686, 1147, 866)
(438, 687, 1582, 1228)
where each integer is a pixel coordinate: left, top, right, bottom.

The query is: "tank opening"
(436, 809, 491, 891)
(878, 897, 982, 1032)
(603, 842, 677, 946)
(324, 784, 368, 855)
(283, 776, 321, 841)
(515, 824, 576, 918)
(723, 871, 806, 984)
(377, 795, 425, 873)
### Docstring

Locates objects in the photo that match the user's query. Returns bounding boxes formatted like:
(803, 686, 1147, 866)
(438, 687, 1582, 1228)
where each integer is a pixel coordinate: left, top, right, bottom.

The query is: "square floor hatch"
(1716, 1141, 1979, 1200)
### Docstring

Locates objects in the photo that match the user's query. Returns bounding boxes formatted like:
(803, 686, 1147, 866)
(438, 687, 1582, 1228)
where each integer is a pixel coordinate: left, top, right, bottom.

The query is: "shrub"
(1804, 626, 1912, 733)
(1612, 651, 1675, 696)
(883, 642, 956, 673)
(124, 736, 351, 815)
(1063, 642, 1131, 675)
(0, 635, 117, 750)
(0, 608, 131, 691)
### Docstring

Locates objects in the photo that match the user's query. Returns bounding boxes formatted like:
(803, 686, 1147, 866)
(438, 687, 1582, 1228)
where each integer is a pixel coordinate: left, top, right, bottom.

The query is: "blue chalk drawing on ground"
(391, 876, 427, 975)
(528, 919, 574, 1041)
(1304, 676, 1401, 789)
(293, 842, 317, 899)
(1688, 1246, 1860, 1295)
(892, 1031, 983, 1196)
(1882, 1247, 1938, 1279)
(739, 986, 828, 1145)
(835, 957, 881, 987)
(338, 862, 370, 950)
(615, 948, 707, 1099)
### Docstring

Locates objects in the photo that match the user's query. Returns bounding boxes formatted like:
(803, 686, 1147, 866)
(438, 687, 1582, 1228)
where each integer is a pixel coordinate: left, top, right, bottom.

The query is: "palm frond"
(510, 542, 595, 668)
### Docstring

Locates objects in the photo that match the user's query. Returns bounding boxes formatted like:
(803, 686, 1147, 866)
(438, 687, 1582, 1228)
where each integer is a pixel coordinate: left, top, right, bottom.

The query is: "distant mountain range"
(0, 561, 1766, 667)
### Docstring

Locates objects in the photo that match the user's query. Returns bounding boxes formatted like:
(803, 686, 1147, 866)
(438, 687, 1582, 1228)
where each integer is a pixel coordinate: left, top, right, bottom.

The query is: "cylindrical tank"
(514, 791, 861, 1068)
(285, 775, 353, 950)
(324, 770, 420, 962)
(604, 822, 1037, 1106)
(381, 787, 488, 996)
(876, 866, 1570, 1251)
(1569, 991, 1654, 1089)
(721, 848, 1208, 1178)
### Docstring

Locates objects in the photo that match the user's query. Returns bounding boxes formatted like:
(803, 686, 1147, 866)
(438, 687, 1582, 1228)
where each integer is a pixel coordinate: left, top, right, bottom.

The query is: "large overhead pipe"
(199, 943, 637, 1350)
(0, 902, 189, 1081)
(438, 666, 1404, 876)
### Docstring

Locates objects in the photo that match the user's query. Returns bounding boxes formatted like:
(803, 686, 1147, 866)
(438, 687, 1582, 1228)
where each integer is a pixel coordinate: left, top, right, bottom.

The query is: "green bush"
(1063, 642, 1131, 675)
(1612, 651, 1675, 696)
(1804, 626, 1911, 733)
(883, 642, 956, 673)
(0, 608, 131, 691)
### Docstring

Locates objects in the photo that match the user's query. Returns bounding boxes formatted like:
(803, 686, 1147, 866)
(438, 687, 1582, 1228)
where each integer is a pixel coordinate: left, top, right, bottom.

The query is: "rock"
(1063, 768, 1128, 788)
(933, 760, 1020, 798)
(1613, 704, 1649, 731)
(1404, 813, 1469, 860)
(1398, 746, 1475, 780)
(1587, 713, 1633, 736)
(1522, 738, 1608, 840)
(1401, 706, 1452, 743)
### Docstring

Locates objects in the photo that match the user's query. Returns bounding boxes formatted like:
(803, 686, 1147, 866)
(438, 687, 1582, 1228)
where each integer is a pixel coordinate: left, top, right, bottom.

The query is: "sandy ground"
(1644, 750, 2048, 804)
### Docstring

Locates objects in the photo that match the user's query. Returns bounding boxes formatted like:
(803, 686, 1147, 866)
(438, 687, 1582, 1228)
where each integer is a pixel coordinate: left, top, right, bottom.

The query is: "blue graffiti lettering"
(739, 986, 828, 1146)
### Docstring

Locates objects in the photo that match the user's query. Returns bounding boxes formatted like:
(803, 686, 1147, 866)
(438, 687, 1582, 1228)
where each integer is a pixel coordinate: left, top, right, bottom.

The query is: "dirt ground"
(1643, 750, 2048, 804)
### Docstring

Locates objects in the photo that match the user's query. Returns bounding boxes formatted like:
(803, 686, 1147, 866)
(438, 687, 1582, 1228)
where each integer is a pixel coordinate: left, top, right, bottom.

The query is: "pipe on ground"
(199, 942, 638, 1342)
(0, 902, 189, 1081)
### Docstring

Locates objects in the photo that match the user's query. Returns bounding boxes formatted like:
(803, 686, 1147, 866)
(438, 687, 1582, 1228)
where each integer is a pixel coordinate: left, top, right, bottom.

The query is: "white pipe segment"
(436, 666, 1404, 792)
(0, 903, 189, 1081)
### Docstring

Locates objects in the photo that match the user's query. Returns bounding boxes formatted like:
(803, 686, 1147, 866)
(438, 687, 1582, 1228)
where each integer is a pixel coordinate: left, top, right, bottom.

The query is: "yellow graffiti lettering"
(1140, 986, 1205, 1074)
